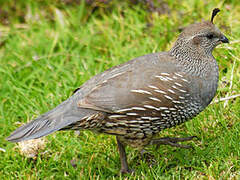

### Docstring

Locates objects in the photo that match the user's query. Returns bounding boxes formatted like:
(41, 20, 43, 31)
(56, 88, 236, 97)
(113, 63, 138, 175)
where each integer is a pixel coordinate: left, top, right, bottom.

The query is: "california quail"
(6, 8, 229, 173)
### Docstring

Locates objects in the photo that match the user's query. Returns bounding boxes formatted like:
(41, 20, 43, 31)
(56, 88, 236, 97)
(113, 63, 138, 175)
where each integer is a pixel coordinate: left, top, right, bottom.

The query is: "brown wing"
(76, 52, 192, 115)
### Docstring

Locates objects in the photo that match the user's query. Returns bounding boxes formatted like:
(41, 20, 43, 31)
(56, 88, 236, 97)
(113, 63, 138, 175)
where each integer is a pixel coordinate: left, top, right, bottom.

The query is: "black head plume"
(211, 8, 220, 23)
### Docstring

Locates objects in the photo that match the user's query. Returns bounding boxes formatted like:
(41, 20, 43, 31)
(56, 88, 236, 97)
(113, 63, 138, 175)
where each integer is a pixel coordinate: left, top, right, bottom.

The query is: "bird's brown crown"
(180, 8, 221, 39)
(171, 8, 228, 55)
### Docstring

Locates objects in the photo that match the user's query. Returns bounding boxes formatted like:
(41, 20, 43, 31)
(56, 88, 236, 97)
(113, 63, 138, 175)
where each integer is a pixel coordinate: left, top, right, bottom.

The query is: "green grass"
(0, 0, 240, 179)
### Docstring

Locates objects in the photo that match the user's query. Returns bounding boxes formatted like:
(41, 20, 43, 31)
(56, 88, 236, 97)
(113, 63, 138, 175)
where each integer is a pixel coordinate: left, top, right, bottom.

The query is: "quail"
(7, 8, 229, 173)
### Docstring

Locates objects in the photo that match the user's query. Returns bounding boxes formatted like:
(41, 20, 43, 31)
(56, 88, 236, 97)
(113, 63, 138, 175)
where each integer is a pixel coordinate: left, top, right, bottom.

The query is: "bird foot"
(140, 149, 146, 158)
(140, 149, 155, 160)
(150, 136, 197, 149)
(120, 168, 134, 174)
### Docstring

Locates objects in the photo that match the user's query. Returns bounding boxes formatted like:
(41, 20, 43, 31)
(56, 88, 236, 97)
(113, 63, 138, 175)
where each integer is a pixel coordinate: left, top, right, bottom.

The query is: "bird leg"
(116, 136, 132, 174)
(150, 136, 197, 149)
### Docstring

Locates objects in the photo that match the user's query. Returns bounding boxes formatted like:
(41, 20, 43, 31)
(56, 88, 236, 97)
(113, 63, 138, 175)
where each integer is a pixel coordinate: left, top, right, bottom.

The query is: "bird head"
(173, 8, 229, 54)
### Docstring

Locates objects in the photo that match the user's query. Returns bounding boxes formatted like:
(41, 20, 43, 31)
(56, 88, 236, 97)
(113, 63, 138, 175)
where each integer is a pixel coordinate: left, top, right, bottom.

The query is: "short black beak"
(220, 35, 229, 43)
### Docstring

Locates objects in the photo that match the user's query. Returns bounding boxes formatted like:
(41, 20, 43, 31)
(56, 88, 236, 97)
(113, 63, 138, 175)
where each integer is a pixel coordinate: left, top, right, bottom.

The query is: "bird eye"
(206, 33, 215, 39)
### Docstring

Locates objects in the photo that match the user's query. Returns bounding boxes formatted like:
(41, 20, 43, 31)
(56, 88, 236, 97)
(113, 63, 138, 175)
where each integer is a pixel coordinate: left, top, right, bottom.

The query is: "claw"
(151, 136, 197, 149)
(140, 149, 146, 158)
(120, 168, 134, 174)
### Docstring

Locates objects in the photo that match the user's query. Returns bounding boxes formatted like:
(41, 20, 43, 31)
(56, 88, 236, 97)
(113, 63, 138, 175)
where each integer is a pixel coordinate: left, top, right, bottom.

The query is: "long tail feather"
(6, 98, 98, 142)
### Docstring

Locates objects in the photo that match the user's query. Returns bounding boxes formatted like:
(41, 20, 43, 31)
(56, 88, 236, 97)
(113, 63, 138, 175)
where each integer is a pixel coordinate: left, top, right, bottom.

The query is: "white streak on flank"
(118, 122, 128, 126)
(165, 77, 173, 81)
(154, 89, 166, 94)
(155, 121, 165, 125)
(105, 122, 114, 127)
(175, 73, 183, 77)
(109, 72, 125, 79)
(159, 107, 169, 110)
(167, 89, 175, 94)
(179, 96, 185, 99)
(174, 82, 183, 87)
(169, 108, 177, 111)
(115, 108, 132, 113)
(172, 75, 178, 79)
(172, 85, 187, 93)
(126, 112, 138, 116)
(110, 64, 129, 74)
(164, 95, 173, 100)
(172, 85, 181, 91)
(143, 105, 159, 110)
(181, 78, 189, 83)
(80, 115, 88, 120)
(173, 100, 181, 104)
(143, 128, 152, 131)
(128, 120, 138, 123)
(150, 117, 159, 120)
(87, 114, 95, 121)
(90, 123, 96, 128)
(149, 97, 161, 102)
(179, 89, 187, 93)
(148, 85, 158, 89)
(141, 117, 151, 120)
(161, 113, 166, 116)
(118, 120, 128, 124)
(108, 115, 127, 119)
(131, 107, 146, 111)
(136, 133, 144, 138)
(155, 75, 168, 81)
(160, 72, 170, 76)
(131, 89, 152, 95)
(131, 127, 142, 131)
